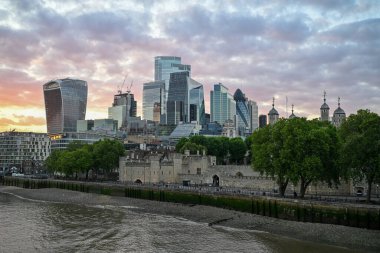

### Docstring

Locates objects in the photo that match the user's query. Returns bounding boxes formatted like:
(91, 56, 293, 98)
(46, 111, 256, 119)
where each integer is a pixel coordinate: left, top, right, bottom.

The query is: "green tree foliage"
(175, 137, 189, 152)
(228, 137, 247, 164)
(252, 118, 340, 198)
(339, 109, 380, 202)
(93, 139, 125, 175)
(179, 142, 206, 155)
(43, 139, 124, 180)
(251, 120, 291, 197)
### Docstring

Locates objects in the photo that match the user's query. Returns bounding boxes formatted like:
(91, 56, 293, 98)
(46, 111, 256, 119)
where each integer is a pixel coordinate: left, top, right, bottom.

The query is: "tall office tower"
(43, 78, 87, 134)
(248, 100, 259, 132)
(166, 71, 205, 125)
(142, 81, 165, 121)
(210, 83, 236, 125)
(268, 97, 279, 125)
(154, 56, 191, 124)
(259, 115, 267, 128)
(320, 90, 330, 122)
(108, 92, 137, 129)
(234, 89, 250, 136)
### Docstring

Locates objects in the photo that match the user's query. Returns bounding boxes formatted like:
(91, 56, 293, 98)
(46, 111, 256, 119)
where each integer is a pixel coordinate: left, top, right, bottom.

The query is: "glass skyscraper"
(210, 83, 236, 125)
(43, 78, 87, 134)
(234, 89, 250, 136)
(167, 71, 205, 125)
(142, 81, 165, 121)
(154, 56, 191, 124)
(108, 92, 137, 130)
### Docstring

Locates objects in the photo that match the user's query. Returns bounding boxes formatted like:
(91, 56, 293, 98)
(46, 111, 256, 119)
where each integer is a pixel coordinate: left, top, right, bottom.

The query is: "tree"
(180, 142, 206, 155)
(93, 139, 125, 177)
(44, 150, 62, 174)
(251, 120, 291, 197)
(175, 137, 189, 152)
(339, 109, 380, 202)
(228, 137, 247, 164)
(71, 148, 93, 179)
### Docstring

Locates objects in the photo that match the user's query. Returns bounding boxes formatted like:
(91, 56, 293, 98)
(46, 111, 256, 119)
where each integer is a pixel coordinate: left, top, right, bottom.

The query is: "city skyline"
(0, 1, 379, 132)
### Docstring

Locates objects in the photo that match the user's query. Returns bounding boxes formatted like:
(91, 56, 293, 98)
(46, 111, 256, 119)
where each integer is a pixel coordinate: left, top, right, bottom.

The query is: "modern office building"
(210, 83, 236, 125)
(332, 97, 346, 127)
(142, 81, 165, 121)
(108, 92, 137, 130)
(248, 100, 259, 133)
(0, 131, 50, 173)
(43, 78, 88, 134)
(154, 56, 191, 124)
(268, 97, 279, 125)
(166, 71, 205, 125)
(234, 89, 251, 136)
(259, 115, 267, 128)
(320, 91, 330, 122)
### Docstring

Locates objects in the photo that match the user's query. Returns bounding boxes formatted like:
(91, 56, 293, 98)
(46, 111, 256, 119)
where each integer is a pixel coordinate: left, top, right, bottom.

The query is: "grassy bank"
(2, 176, 379, 230)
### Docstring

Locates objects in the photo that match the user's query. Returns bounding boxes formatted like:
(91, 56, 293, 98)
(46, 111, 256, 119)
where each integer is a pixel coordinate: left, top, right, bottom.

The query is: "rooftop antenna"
(338, 96, 341, 107)
(323, 90, 327, 103)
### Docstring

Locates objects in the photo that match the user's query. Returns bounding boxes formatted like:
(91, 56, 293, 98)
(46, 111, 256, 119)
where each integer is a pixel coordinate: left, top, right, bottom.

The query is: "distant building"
(259, 115, 267, 128)
(332, 97, 346, 127)
(77, 120, 94, 132)
(50, 132, 118, 151)
(154, 56, 191, 124)
(166, 71, 205, 125)
(0, 131, 50, 173)
(142, 81, 164, 121)
(210, 83, 236, 125)
(248, 100, 259, 133)
(222, 119, 237, 138)
(320, 91, 330, 122)
(268, 97, 279, 125)
(234, 89, 250, 136)
(108, 92, 137, 130)
(43, 78, 88, 134)
(153, 102, 161, 123)
(199, 122, 223, 136)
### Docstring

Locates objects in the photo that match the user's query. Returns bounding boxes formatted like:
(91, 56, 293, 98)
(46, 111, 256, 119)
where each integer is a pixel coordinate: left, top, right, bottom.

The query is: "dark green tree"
(180, 142, 206, 155)
(93, 139, 125, 177)
(251, 120, 291, 197)
(339, 109, 380, 202)
(175, 137, 189, 152)
(44, 150, 62, 174)
(228, 137, 247, 164)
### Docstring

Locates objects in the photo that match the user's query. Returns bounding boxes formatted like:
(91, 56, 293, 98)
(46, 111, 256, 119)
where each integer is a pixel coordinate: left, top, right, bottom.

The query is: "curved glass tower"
(234, 89, 250, 135)
(43, 78, 88, 134)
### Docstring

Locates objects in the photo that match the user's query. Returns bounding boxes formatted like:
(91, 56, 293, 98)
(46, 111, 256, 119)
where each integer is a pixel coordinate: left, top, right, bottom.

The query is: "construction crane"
(118, 75, 128, 94)
(126, 80, 133, 94)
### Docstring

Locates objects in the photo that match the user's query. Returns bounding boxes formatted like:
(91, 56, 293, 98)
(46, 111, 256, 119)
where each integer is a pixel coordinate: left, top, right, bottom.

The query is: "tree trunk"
(366, 179, 373, 203)
(299, 179, 312, 198)
(278, 178, 289, 197)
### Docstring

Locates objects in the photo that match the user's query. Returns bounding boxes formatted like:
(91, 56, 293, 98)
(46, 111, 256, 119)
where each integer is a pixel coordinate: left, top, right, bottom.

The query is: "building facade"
(259, 115, 267, 128)
(166, 72, 205, 125)
(210, 83, 236, 125)
(108, 92, 137, 130)
(142, 81, 165, 121)
(43, 78, 88, 134)
(248, 100, 259, 132)
(0, 131, 50, 173)
(154, 56, 191, 124)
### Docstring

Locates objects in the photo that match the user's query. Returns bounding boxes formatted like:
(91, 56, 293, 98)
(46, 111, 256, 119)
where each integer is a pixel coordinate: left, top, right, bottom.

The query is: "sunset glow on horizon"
(1, 0, 379, 133)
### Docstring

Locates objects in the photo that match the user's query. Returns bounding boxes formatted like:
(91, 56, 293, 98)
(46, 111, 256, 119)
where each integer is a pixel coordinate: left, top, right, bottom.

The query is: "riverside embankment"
(1, 177, 380, 252)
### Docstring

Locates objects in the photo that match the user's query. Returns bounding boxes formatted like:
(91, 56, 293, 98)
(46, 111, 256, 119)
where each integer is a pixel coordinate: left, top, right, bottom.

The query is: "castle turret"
(268, 97, 279, 125)
(289, 104, 297, 119)
(332, 97, 346, 127)
(320, 90, 330, 121)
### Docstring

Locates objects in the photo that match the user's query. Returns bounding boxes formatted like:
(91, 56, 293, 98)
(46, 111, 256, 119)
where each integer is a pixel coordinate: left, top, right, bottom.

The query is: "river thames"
(0, 192, 362, 253)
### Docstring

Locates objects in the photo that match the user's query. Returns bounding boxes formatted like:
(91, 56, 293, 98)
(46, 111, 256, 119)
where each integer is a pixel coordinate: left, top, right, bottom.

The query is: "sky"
(0, 0, 379, 133)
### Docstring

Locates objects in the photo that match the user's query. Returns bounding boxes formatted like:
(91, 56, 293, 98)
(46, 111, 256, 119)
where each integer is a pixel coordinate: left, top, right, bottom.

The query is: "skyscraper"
(166, 71, 205, 125)
(248, 100, 259, 132)
(259, 115, 267, 128)
(234, 89, 250, 136)
(43, 78, 88, 134)
(210, 83, 236, 125)
(108, 92, 137, 129)
(142, 81, 165, 121)
(154, 56, 191, 123)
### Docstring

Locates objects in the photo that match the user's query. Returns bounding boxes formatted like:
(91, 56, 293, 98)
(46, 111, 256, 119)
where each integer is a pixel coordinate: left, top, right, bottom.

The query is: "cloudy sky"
(0, 0, 379, 132)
